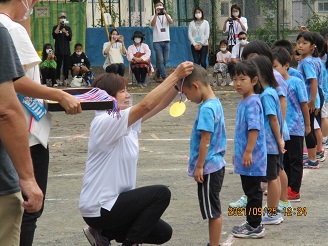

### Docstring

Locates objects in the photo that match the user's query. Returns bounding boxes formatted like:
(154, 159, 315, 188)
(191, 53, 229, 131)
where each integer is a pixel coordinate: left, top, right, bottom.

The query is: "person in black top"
(70, 43, 91, 77)
(52, 12, 72, 85)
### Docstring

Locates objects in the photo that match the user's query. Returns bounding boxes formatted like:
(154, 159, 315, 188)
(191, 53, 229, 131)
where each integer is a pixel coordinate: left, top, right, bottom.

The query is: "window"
(221, 2, 229, 16)
(318, 1, 328, 12)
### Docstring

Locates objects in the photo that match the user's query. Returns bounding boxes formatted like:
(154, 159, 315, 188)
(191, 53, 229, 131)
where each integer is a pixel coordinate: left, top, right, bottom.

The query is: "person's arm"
(243, 129, 258, 168)
(142, 86, 178, 122)
(0, 81, 43, 212)
(141, 44, 151, 60)
(14, 76, 82, 114)
(269, 115, 284, 153)
(194, 130, 211, 183)
(278, 96, 287, 123)
(65, 26, 72, 41)
(201, 21, 210, 45)
(231, 58, 238, 64)
(164, 11, 173, 24)
(128, 62, 194, 126)
(127, 45, 134, 62)
(53, 22, 61, 36)
(118, 36, 127, 55)
(223, 17, 230, 32)
(237, 17, 247, 31)
(300, 102, 311, 135)
(151, 13, 157, 26)
(308, 78, 318, 113)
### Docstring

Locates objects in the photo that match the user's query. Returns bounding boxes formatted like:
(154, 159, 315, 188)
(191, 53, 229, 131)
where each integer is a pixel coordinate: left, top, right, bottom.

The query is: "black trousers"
(84, 185, 172, 244)
(40, 67, 57, 86)
(191, 45, 208, 69)
(284, 136, 304, 193)
(56, 54, 70, 80)
(305, 111, 317, 149)
(20, 144, 49, 246)
(132, 67, 147, 83)
(240, 175, 263, 228)
(105, 63, 125, 76)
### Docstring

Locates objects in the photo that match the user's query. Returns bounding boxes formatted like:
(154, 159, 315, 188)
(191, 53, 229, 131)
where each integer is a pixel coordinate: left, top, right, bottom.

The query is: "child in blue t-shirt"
(180, 63, 226, 246)
(272, 47, 310, 205)
(296, 32, 319, 168)
(252, 55, 285, 226)
(230, 60, 266, 239)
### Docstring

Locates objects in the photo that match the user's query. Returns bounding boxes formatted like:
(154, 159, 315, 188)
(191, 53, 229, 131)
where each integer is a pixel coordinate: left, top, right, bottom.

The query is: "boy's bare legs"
(209, 216, 222, 246)
(267, 179, 280, 210)
(278, 168, 288, 202)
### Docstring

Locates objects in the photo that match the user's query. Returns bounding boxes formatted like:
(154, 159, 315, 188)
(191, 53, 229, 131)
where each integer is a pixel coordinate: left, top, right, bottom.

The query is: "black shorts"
(197, 167, 225, 219)
(266, 154, 280, 180)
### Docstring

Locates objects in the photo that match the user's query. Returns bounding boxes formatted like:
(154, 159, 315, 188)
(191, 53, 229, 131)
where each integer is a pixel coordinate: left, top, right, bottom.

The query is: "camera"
(49, 49, 53, 54)
(157, 6, 164, 15)
(61, 20, 69, 25)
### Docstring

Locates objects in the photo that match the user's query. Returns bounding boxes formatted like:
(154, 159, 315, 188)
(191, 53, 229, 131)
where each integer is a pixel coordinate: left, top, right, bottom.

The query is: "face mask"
(240, 39, 247, 46)
(220, 47, 227, 51)
(195, 13, 202, 19)
(19, 0, 33, 21)
(76, 52, 82, 56)
(134, 38, 142, 44)
(232, 11, 239, 17)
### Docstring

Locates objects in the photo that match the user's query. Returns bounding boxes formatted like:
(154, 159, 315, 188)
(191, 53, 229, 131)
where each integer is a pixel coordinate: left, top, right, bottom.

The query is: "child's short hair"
(272, 47, 291, 66)
(271, 39, 294, 56)
(251, 55, 278, 88)
(312, 32, 325, 55)
(92, 73, 128, 97)
(238, 31, 247, 37)
(219, 40, 228, 46)
(74, 43, 83, 49)
(183, 63, 209, 88)
(242, 40, 273, 62)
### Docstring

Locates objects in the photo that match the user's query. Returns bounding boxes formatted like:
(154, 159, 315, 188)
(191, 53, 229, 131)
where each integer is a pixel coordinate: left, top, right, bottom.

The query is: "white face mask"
(240, 39, 247, 46)
(220, 47, 227, 51)
(232, 11, 239, 17)
(76, 52, 82, 56)
(134, 38, 142, 44)
(18, 0, 33, 21)
(195, 13, 202, 19)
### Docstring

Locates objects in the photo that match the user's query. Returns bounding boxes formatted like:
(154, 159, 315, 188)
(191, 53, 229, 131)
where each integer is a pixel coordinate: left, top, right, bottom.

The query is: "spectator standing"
(188, 8, 210, 69)
(40, 43, 57, 87)
(150, 1, 173, 82)
(0, 21, 43, 246)
(103, 29, 127, 76)
(70, 43, 91, 77)
(223, 3, 248, 52)
(52, 12, 72, 86)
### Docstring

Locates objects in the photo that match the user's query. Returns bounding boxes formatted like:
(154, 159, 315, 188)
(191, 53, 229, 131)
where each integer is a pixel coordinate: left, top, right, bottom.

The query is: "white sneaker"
(229, 81, 234, 86)
(64, 79, 70, 87)
(221, 81, 227, 86)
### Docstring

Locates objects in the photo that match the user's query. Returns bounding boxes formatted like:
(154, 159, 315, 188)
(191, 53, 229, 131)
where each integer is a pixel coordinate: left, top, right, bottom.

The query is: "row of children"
(39, 43, 91, 87)
(227, 30, 328, 240)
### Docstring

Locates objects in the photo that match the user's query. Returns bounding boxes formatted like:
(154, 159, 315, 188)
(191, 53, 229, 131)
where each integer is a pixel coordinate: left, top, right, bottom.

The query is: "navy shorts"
(197, 167, 225, 219)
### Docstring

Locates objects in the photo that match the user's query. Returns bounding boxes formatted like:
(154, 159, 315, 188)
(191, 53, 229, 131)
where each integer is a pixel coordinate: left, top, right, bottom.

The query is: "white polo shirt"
(79, 108, 142, 217)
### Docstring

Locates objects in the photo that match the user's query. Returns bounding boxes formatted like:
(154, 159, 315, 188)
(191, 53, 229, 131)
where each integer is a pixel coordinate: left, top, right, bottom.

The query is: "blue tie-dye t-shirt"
(260, 86, 282, 154)
(321, 61, 328, 103)
(234, 94, 267, 176)
(285, 76, 308, 136)
(188, 98, 226, 177)
(298, 56, 320, 108)
(313, 57, 323, 89)
(273, 69, 290, 141)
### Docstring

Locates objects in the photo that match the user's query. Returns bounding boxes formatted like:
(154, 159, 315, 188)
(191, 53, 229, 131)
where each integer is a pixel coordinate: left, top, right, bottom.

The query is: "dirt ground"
(34, 69, 328, 246)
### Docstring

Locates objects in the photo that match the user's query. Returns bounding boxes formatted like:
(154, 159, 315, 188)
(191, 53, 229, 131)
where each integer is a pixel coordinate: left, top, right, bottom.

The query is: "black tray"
(44, 88, 113, 111)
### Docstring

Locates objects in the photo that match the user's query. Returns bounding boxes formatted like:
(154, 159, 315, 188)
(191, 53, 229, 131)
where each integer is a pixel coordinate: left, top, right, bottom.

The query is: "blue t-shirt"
(234, 94, 267, 176)
(288, 67, 304, 81)
(313, 57, 323, 89)
(260, 86, 282, 155)
(273, 69, 290, 141)
(285, 76, 308, 137)
(321, 61, 328, 103)
(298, 56, 320, 108)
(188, 98, 226, 177)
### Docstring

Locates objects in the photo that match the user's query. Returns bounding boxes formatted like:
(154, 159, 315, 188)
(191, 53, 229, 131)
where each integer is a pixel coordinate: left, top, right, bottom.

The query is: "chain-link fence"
(87, 0, 328, 63)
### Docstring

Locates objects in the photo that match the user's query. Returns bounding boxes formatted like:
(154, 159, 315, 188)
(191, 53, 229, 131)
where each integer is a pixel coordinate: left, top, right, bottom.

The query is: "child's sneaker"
(261, 211, 284, 225)
(229, 195, 247, 208)
(277, 200, 292, 213)
(303, 159, 319, 169)
(210, 80, 217, 87)
(287, 187, 301, 202)
(231, 222, 265, 238)
(316, 150, 325, 162)
(83, 227, 110, 246)
(221, 81, 226, 86)
(323, 138, 328, 149)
